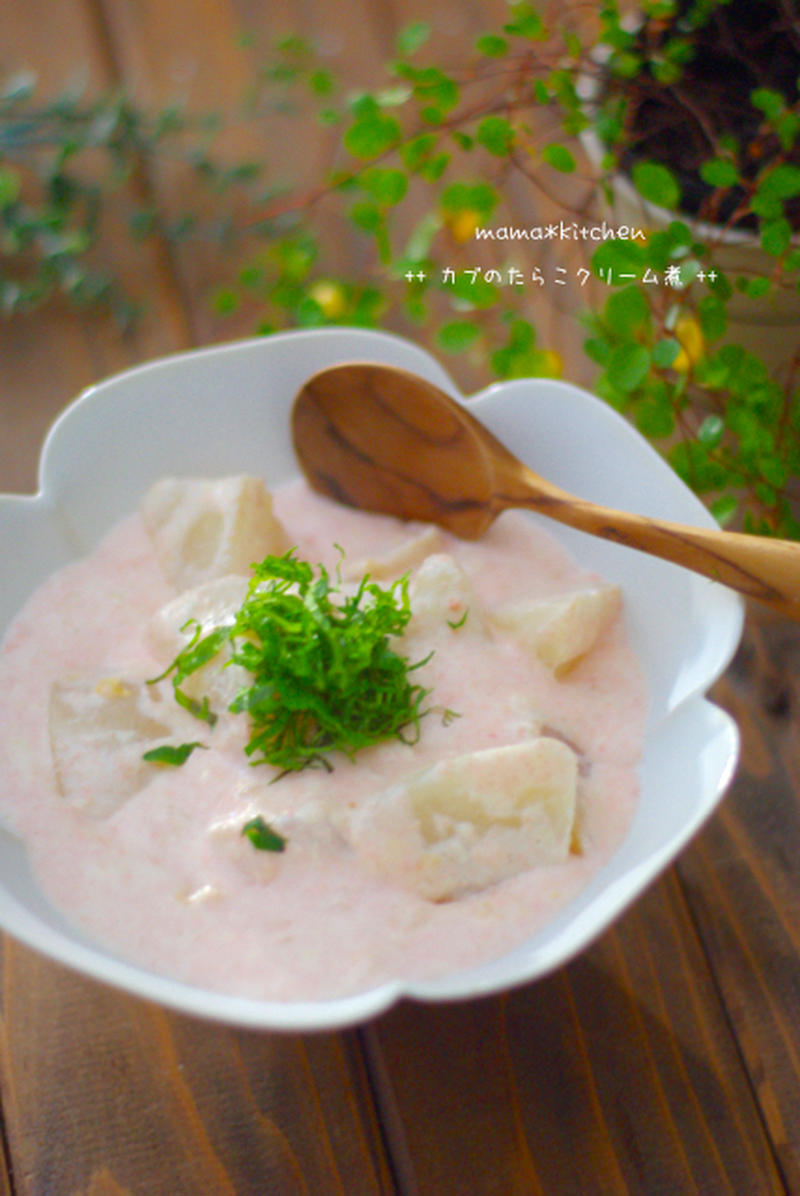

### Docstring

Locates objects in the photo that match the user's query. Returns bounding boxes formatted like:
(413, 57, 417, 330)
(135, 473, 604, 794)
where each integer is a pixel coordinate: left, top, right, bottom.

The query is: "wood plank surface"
(363, 866, 785, 1195)
(1, 2, 799, 1195)
(0, 0, 190, 496)
(679, 616, 800, 1193)
(1, 948, 393, 1195)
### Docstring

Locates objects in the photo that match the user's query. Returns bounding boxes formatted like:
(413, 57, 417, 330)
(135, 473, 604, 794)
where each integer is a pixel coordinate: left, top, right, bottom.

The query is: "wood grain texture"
(0, 946, 393, 1196)
(0, 0, 191, 496)
(96, 0, 404, 346)
(680, 613, 800, 1193)
(363, 870, 785, 1196)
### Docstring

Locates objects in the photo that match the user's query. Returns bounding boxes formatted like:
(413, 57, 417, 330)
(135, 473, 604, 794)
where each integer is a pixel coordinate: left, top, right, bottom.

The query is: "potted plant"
(576, 0, 800, 537)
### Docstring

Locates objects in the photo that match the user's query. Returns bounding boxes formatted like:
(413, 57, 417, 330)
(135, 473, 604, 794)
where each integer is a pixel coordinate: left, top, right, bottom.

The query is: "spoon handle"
(508, 469, 800, 620)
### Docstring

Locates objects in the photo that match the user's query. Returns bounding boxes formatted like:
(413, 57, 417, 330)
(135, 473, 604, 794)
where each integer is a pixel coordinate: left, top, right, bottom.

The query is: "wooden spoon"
(291, 361, 800, 620)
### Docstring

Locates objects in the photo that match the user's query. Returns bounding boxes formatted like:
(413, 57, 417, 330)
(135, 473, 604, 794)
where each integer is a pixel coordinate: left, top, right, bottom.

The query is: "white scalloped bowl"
(0, 328, 743, 1030)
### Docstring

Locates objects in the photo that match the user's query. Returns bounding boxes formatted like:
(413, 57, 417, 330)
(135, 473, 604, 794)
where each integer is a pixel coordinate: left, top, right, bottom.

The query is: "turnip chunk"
(147, 575, 250, 708)
(490, 585, 621, 676)
(407, 552, 486, 637)
(49, 676, 186, 817)
(349, 737, 578, 901)
(341, 526, 443, 581)
(141, 475, 289, 591)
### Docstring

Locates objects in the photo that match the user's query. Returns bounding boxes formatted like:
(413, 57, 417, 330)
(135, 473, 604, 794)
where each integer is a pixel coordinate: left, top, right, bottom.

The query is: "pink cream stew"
(0, 476, 647, 1001)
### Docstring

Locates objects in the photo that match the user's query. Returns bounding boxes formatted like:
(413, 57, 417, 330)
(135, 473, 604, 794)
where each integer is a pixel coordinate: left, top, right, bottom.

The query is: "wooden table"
(1, 3, 799, 1193)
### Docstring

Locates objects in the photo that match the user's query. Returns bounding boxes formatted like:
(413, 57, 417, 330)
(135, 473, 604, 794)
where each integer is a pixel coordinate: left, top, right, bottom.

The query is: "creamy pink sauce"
(0, 480, 647, 1001)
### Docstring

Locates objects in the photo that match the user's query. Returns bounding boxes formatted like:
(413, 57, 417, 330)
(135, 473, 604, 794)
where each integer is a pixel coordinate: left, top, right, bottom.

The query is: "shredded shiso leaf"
(149, 550, 432, 775)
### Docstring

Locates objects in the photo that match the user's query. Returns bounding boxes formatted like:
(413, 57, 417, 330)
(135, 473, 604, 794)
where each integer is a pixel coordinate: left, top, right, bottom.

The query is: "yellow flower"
(444, 208, 480, 243)
(671, 314, 705, 373)
(308, 280, 347, 319)
(535, 349, 563, 378)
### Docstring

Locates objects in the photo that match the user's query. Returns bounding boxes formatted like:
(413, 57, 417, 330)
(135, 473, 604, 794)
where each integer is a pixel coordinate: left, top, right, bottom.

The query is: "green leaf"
(212, 288, 239, 315)
(758, 164, 800, 201)
(401, 133, 437, 173)
(475, 34, 509, 57)
(361, 167, 408, 206)
(699, 158, 739, 189)
(605, 284, 650, 334)
(143, 742, 206, 766)
(242, 815, 287, 853)
(609, 51, 642, 79)
(421, 152, 450, 182)
(440, 180, 499, 218)
(632, 160, 681, 210)
(436, 319, 481, 352)
(476, 115, 514, 157)
(669, 441, 727, 493)
(404, 66, 459, 114)
(710, 495, 738, 526)
(563, 29, 583, 59)
(541, 142, 576, 173)
(349, 200, 383, 232)
(758, 454, 788, 488)
(503, 2, 545, 39)
(635, 396, 674, 438)
(776, 111, 800, 152)
(591, 237, 646, 278)
(344, 112, 401, 159)
(583, 335, 611, 366)
(533, 79, 550, 104)
(652, 337, 680, 368)
(607, 343, 651, 393)
(594, 108, 623, 148)
(349, 93, 379, 120)
(403, 211, 440, 260)
(447, 270, 499, 309)
(741, 276, 771, 298)
(761, 217, 792, 258)
(309, 70, 334, 96)
(697, 294, 728, 340)
(396, 21, 430, 57)
(698, 414, 724, 448)
(751, 87, 785, 120)
(751, 190, 783, 221)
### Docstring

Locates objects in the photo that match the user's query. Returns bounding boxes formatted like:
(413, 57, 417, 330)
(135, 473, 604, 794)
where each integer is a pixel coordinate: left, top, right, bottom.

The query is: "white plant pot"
(580, 116, 800, 378)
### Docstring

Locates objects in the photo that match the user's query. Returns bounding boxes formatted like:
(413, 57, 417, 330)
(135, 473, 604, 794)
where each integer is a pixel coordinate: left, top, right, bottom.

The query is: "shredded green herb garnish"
(242, 815, 287, 853)
(148, 619, 227, 725)
(142, 742, 206, 766)
(147, 549, 433, 774)
(229, 551, 431, 771)
(447, 608, 469, 630)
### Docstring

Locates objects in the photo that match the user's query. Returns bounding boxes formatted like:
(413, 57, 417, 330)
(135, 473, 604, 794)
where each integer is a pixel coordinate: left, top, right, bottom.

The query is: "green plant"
(0, 70, 266, 321)
(1, 0, 798, 538)
(584, 0, 800, 538)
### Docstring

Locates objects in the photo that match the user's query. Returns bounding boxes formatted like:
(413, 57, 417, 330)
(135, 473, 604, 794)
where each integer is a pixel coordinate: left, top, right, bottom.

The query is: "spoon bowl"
(293, 361, 800, 620)
(291, 361, 498, 537)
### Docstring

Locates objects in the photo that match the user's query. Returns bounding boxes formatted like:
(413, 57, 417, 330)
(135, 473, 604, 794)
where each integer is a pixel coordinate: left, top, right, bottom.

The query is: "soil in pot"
(614, 0, 800, 232)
